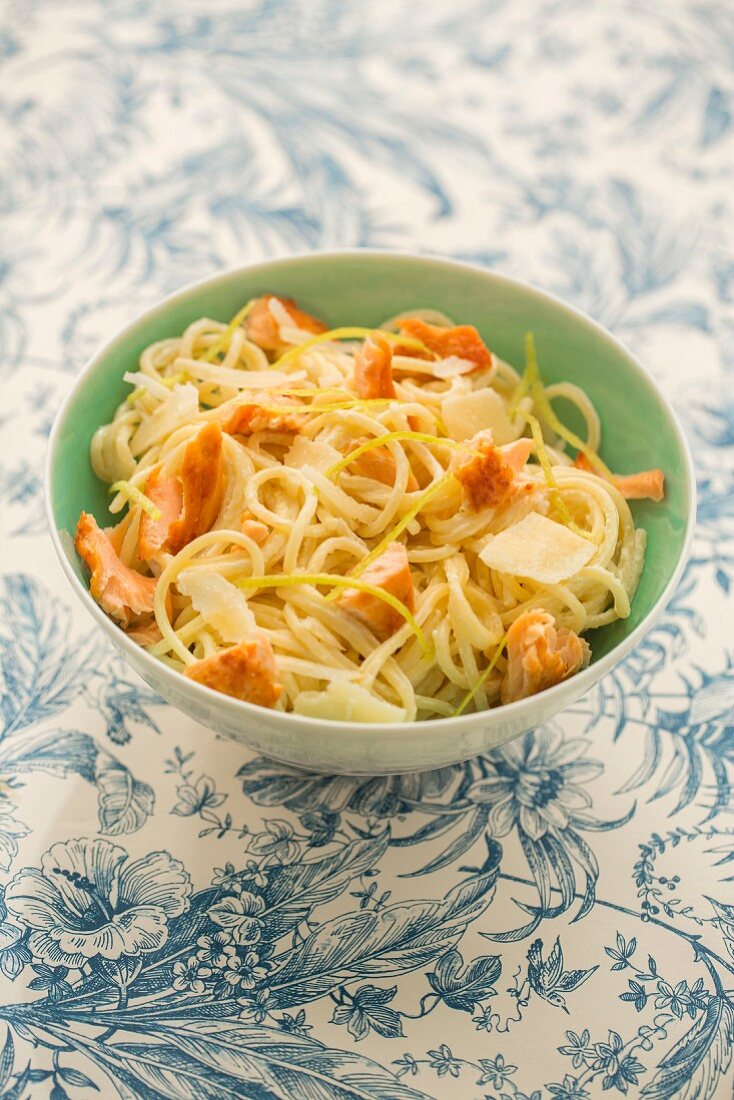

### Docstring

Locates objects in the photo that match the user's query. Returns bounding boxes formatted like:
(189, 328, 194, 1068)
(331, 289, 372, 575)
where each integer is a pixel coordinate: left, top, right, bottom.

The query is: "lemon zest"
(508, 332, 539, 417)
(526, 414, 577, 531)
(109, 480, 162, 521)
(454, 633, 508, 716)
(274, 327, 434, 369)
(201, 299, 256, 364)
(234, 572, 431, 655)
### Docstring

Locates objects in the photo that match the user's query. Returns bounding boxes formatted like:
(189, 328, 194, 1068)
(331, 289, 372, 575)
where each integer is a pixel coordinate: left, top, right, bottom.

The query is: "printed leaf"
(707, 898, 734, 963)
(95, 753, 155, 836)
(427, 948, 501, 1011)
(260, 833, 389, 940)
(641, 995, 734, 1100)
(269, 846, 500, 1007)
(0, 575, 97, 736)
(65, 1022, 434, 1100)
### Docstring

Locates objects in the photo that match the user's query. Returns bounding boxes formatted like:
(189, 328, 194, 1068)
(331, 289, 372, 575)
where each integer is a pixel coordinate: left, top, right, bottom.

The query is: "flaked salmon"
(184, 634, 282, 707)
(75, 512, 156, 626)
(501, 609, 590, 704)
(397, 317, 492, 371)
(573, 453, 664, 501)
(339, 543, 415, 640)
(246, 294, 327, 354)
(351, 333, 396, 400)
(456, 432, 533, 510)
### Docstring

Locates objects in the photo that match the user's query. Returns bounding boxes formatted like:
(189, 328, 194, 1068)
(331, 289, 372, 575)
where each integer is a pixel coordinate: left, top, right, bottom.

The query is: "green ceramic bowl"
(46, 251, 695, 773)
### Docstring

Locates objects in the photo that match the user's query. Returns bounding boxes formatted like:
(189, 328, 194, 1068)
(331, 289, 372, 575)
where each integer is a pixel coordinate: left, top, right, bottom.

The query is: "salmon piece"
(167, 422, 226, 555)
(339, 543, 415, 640)
(351, 334, 396, 400)
(75, 512, 156, 627)
(397, 317, 492, 371)
(184, 634, 282, 707)
(349, 441, 420, 492)
(455, 432, 532, 510)
(221, 397, 306, 436)
(501, 609, 590, 704)
(138, 466, 184, 561)
(573, 453, 664, 501)
(127, 618, 163, 647)
(240, 512, 269, 544)
(245, 294, 327, 354)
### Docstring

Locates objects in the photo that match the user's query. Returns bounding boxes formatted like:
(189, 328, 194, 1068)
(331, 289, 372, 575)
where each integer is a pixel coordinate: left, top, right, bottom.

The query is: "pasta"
(75, 294, 665, 723)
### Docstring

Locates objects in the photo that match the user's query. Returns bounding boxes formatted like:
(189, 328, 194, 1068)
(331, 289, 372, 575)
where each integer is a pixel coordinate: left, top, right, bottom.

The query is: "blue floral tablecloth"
(1, 2, 733, 1098)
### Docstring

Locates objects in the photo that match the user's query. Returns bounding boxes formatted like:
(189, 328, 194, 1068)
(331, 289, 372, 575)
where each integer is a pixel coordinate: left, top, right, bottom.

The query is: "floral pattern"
(0, 1, 732, 1097)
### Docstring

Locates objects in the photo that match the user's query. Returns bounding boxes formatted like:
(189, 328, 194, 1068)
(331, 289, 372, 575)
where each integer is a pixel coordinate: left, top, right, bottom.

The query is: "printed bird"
(526, 937, 597, 1013)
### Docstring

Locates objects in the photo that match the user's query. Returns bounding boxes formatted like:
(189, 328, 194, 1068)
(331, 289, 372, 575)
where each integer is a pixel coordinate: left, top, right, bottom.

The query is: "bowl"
(46, 251, 695, 774)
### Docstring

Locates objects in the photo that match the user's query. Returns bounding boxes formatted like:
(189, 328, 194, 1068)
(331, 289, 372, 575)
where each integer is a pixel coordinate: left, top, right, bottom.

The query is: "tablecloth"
(1, 2, 733, 1098)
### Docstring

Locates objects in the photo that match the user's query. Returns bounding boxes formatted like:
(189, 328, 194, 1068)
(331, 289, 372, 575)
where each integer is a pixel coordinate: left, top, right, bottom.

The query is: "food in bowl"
(73, 294, 665, 723)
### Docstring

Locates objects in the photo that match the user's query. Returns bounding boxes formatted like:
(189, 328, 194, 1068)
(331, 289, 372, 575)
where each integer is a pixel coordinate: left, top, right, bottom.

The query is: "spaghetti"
(76, 295, 663, 722)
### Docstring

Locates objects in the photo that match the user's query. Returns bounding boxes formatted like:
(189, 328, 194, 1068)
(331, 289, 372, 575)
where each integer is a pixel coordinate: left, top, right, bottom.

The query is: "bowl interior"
(50, 252, 692, 667)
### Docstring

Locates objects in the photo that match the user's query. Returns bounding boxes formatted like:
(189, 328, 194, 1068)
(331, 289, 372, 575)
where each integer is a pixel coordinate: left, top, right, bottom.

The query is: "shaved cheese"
(293, 680, 407, 723)
(177, 567, 255, 643)
(432, 356, 476, 379)
(130, 384, 200, 456)
(285, 435, 341, 473)
(442, 389, 519, 445)
(479, 511, 595, 583)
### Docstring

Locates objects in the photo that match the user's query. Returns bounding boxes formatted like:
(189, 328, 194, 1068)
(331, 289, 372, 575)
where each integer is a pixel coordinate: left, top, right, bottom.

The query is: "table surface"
(1, 2, 733, 1098)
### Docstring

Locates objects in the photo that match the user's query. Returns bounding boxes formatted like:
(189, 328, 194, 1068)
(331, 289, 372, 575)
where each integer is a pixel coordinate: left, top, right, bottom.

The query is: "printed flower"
(238, 987, 275, 1023)
(27, 963, 73, 1002)
(0, 889, 30, 980)
(172, 955, 212, 993)
(393, 1054, 419, 1078)
(655, 979, 694, 1019)
(5, 838, 192, 968)
(244, 859, 268, 889)
(211, 862, 239, 888)
(558, 1029, 595, 1068)
(208, 890, 265, 944)
(195, 931, 232, 969)
(0, 810, 30, 873)
(477, 1053, 517, 1088)
(173, 775, 226, 816)
(278, 1009, 312, 1037)
(331, 984, 403, 1041)
(472, 1004, 496, 1031)
(603, 1055, 645, 1094)
(248, 820, 300, 865)
(427, 1044, 461, 1079)
(223, 946, 268, 991)
(467, 728, 601, 840)
(547, 1076, 589, 1100)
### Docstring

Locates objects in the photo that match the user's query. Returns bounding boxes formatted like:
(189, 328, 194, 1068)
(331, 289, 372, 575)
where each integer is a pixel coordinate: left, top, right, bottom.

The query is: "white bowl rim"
(45, 248, 697, 742)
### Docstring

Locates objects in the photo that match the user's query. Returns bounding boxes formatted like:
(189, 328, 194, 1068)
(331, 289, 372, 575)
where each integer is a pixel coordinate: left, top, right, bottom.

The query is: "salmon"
(138, 466, 184, 561)
(221, 396, 306, 436)
(167, 422, 226, 554)
(240, 512, 270, 544)
(501, 609, 590, 704)
(573, 453, 664, 501)
(349, 441, 420, 492)
(455, 432, 532, 510)
(339, 543, 415, 640)
(396, 317, 492, 371)
(75, 512, 156, 627)
(245, 294, 327, 354)
(351, 333, 396, 400)
(127, 618, 163, 647)
(184, 634, 282, 707)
